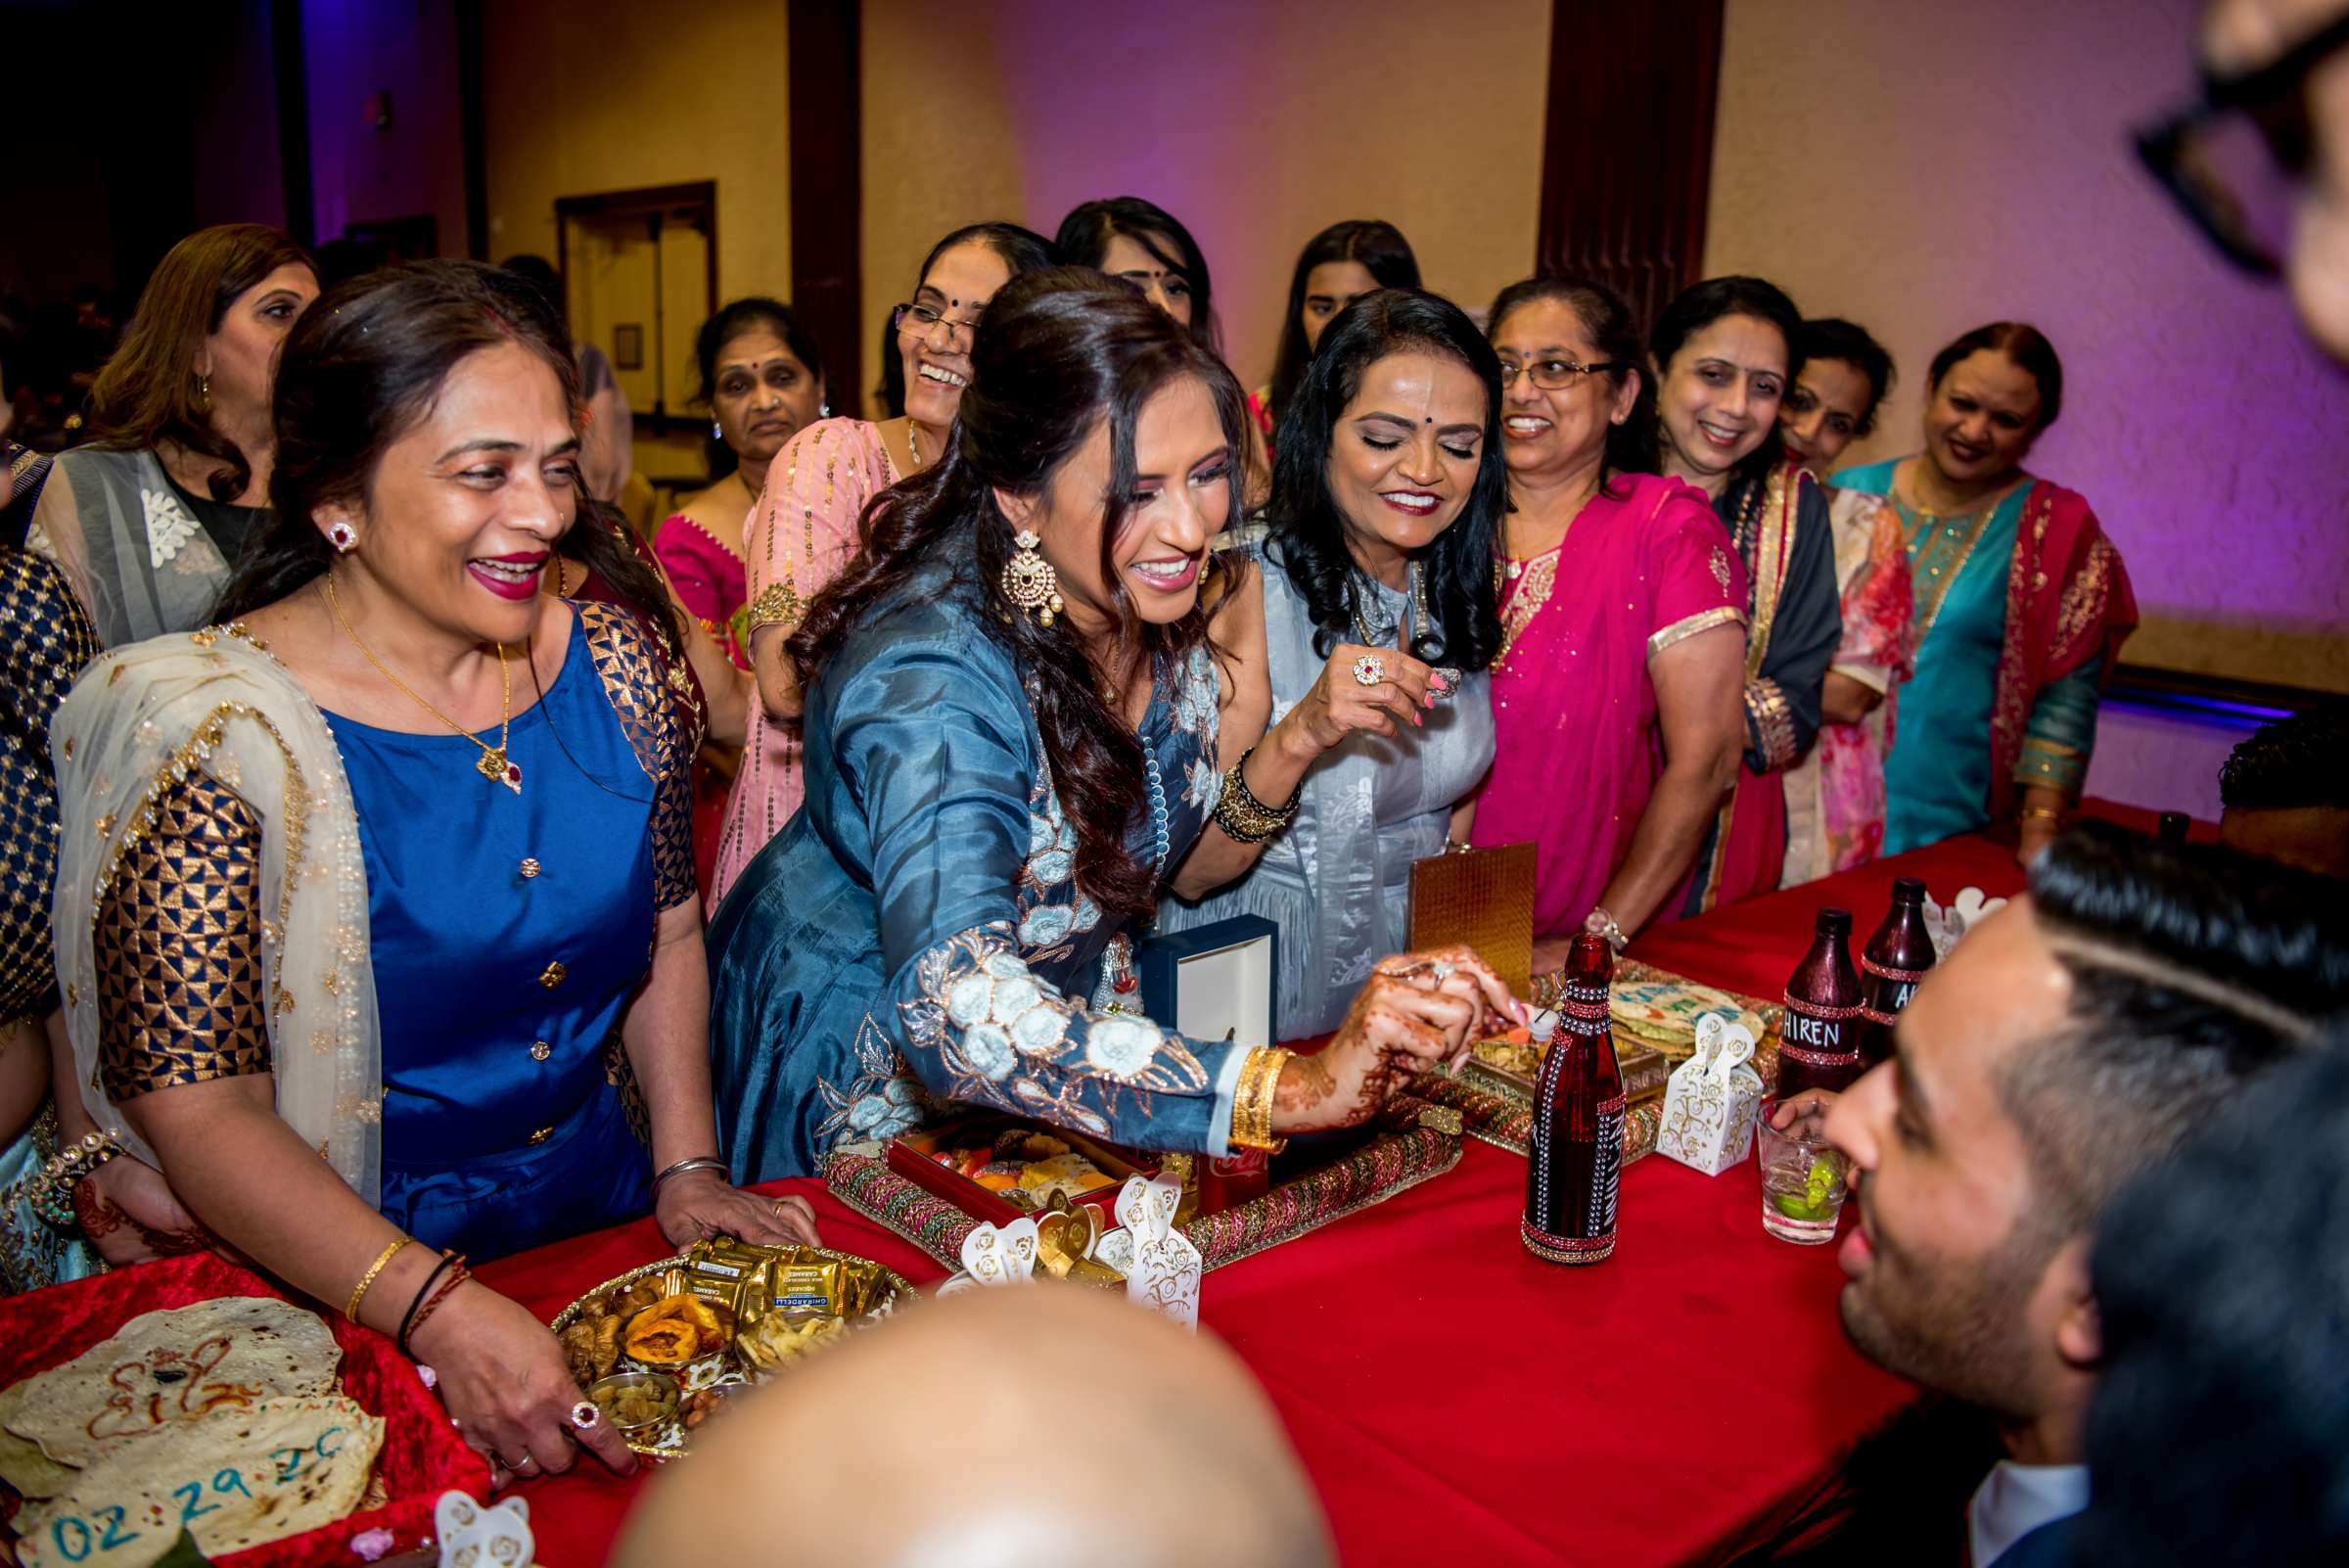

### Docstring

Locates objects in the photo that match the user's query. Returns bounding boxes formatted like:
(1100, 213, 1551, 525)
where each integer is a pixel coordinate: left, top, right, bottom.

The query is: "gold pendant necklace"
(324, 574, 524, 794)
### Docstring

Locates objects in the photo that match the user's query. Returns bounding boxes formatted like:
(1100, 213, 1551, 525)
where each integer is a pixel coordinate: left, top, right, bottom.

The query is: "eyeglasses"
(2135, 9, 2349, 274)
(893, 301, 984, 343)
(1497, 356, 1626, 390)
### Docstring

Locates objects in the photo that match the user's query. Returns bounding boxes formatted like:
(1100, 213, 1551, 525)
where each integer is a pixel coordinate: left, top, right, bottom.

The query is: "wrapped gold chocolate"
(682, 1239, 780, 1324)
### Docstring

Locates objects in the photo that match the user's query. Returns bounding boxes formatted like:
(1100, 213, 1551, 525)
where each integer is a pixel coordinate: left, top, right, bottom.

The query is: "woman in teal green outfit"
(1834, 323, 2136, 859)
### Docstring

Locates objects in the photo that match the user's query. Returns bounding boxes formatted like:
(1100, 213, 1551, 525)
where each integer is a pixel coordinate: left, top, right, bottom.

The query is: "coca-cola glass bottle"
(1523, 934, 1624, 1266)
(1777, 908, 1863, 1099)
(1855, 878, 1936, 1067)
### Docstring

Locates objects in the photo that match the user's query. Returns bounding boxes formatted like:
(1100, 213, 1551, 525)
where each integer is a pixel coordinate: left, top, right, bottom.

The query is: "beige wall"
(861, 0, 1552, 404)
(1704, 0, 2349, 692)
(480, 0, 793, 310)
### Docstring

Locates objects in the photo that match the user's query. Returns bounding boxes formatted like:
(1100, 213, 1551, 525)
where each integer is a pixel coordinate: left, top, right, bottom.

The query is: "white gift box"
(1654, 1013, 1765, 1176)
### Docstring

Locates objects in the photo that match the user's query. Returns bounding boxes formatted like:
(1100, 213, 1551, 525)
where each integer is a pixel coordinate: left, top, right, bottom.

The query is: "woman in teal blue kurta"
(708, 270, 1522, 1183)
(1834, 324, 2135, 858)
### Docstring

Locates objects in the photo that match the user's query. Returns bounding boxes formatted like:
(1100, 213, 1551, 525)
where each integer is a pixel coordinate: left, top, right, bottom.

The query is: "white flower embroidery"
(1087, 1015, 1164, 1078)
(141, 486, 202, 570)
(1184, 757, 1219, 811)
(963, 1023, 1017, 1080)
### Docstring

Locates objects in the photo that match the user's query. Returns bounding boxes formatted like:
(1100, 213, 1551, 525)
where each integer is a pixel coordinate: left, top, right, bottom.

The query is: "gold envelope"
(1405, 841, 1538, 999)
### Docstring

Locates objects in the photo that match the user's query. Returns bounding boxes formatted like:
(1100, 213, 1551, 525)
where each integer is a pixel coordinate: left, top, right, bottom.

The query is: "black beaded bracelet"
(396, 1249, 459, 1356)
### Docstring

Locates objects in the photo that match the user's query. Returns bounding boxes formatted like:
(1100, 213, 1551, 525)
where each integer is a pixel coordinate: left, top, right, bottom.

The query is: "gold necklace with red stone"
(324, 574, 526, 794)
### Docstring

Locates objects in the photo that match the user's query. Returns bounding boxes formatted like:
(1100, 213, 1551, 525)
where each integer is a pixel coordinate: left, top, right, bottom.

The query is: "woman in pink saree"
(1467, 277, 1748, 952)
(709, 223, 1057, 907)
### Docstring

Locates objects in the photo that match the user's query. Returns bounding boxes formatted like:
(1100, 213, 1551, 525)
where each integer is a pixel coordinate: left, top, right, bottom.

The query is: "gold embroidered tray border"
(1411, 1070, 1663, 1166)
(823, 1123, 1464, 1277)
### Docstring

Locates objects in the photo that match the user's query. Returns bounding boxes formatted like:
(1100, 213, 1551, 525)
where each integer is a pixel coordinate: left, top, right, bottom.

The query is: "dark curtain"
(1535, 0, 1727, 331)
(788, 0, 863, 414)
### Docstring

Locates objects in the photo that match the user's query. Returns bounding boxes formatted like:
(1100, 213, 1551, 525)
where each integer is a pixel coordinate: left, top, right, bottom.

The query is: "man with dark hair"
(2217, 706, 2349, 876)
(2069, 1027, 2349, 1566)
(1813, 821, 2348, 1566)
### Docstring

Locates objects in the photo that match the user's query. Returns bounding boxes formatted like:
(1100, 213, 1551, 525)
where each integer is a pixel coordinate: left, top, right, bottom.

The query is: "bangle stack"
(30, 1131, 124, 1231)
(1231, 1045, 1292, 1154)
(652, 1154, 729, 1193)
(345, 1237, 412, 1324)
(396, 1250, 470, 1356)
(402, 1257, 474, 1355)
(1212, 745, 1303, 845)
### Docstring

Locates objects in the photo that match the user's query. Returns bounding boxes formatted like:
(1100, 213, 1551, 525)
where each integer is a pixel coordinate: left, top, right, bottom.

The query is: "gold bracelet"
(2019, 805, 2065, 823)
(1230, 1045, 1292, 1153)
(345, 1238, 412, 1324)
(1212, 745, 1303, 845)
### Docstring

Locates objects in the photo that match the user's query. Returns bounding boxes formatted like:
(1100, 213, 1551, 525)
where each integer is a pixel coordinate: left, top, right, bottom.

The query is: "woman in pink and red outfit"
(1467, 276, 1748, 952)
(1775, 317, 1915, 884)
(654, 300, 827, 893)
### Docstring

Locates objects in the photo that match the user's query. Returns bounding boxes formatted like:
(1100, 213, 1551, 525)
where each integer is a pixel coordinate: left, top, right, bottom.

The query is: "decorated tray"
(549, 1245, 915, 1458)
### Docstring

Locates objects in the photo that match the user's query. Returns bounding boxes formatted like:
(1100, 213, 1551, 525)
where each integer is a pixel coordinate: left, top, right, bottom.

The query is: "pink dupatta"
(1469, 474, 1745, 940)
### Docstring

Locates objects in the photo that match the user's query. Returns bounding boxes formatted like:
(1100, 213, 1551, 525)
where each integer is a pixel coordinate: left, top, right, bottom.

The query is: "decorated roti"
(1609, 979, 1756, 1057)
(17, 1395, 383, 1568)
(3, 1297, 340, 1478)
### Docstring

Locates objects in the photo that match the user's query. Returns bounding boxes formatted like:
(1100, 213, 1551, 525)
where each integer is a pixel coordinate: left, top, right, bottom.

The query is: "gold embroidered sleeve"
(579, 601, 697, 909)
(96, 769, 270, 1100)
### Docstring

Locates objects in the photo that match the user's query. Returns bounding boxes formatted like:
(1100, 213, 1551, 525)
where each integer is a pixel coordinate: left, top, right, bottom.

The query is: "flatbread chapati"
(4, 1297, 340, 1473)
(16, 1395, 383, 1568)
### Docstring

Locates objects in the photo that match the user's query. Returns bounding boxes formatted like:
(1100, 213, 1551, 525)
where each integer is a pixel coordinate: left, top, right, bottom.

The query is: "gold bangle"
(2019, 805, 2065, 823)
(1213, 745, 1303, 845)
(1230, 1045, 1292, 1153)
(345, 1238, 411, 1324)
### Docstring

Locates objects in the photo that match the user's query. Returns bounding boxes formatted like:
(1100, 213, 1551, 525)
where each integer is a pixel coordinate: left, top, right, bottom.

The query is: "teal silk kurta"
(1834, 460, 2102, 854)
(707, 562, 1243, 1182)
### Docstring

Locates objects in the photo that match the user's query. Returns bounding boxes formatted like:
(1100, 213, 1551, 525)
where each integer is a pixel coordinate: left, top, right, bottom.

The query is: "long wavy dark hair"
(1267, 288, 1505, 672)
(1265, 220, 1420, 428)
(1054, 196, 1221, 353)
(696, 296, 825, 481)
(1650, 274, 1804, 497)
(213, 259, 678, 651)
(791, 268, 1246, 920)
(1486, 274, 1659, 499)
(82, 223, 316, 501)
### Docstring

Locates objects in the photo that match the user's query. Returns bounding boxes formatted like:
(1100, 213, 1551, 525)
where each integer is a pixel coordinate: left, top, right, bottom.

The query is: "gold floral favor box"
(1654, 1014, 1765, 1176)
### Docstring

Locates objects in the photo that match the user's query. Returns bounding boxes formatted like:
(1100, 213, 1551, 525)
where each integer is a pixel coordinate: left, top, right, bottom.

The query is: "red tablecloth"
(479, 808, 2183, 1565)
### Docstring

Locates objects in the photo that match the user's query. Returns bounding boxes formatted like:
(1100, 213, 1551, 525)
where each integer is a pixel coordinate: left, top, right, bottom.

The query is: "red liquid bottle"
(1778, 908, 1864, 1098)
(1855, 878, 1936, 1068)
(1523, 934, 1624, 1266)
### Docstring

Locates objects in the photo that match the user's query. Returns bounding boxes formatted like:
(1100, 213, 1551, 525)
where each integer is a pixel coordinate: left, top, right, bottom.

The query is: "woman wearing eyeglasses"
(1831, 323, 2135, 865)
(1464, 277, 1748, 948)
(710, 223, 1056, 906)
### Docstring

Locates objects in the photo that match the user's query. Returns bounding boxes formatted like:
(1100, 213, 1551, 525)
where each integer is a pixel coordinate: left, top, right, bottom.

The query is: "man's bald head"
(616, 1286, 1334, 1568)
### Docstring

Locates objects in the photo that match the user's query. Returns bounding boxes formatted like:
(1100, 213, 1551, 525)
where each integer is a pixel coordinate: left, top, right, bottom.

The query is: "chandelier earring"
(197, 373, 211, 410)
(1000, 530, 1065, 628)
(326, 521, 357, 554)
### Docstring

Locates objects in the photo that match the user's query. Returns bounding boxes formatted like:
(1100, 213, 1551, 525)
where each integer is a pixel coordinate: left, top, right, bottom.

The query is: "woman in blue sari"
(54, 262, 801, 1487)
(709, 271, 1521, 1183)
(1833, 324, 2135, 860)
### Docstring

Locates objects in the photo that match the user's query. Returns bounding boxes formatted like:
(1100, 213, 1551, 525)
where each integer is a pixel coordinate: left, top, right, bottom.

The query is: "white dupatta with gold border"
(50, 625, 383, 1204)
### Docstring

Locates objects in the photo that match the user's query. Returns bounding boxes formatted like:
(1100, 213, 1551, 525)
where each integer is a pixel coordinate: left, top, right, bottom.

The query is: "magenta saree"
(1469, 473, 1747, 940)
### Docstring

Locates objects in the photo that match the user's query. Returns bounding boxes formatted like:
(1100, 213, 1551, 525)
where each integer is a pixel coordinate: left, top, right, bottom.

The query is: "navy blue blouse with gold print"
(93, 600, 694, 1260)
